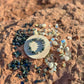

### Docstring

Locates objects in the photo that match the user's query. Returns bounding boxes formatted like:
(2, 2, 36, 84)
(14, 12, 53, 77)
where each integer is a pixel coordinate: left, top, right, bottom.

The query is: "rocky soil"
(0, 0, 84, 84)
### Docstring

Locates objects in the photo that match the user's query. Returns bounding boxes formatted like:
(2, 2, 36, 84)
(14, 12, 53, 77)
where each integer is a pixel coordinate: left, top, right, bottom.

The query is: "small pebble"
(46, 67, 49, 70)
(59, 53, 64, 56)
(45, 59, 48, 63)
(36, 66, 41, 70)
(46, 62, 49, 65)
(32, 28, 36, 31)
(50, 54, 54, 57)
(67, 36, 72, 40)
(34, 79, 44, 83)
(48, 32, 53, 37)
(21, 81, 24, 84)
(25, 78, 28, 82)
(52, 30, 56, 35)
(33, 30, 38, 35)
(22, 23, 28, 28)
(61, 40, 67, 48)
(55, 24, 58, 28)
(51, 38, 55, 41)
(44, 69, 47, 72)
(60, 46, 63, 49)
(14, 46, 17, 50)
(42, 32, 46, 35)
(55, 30, 58, 32)
(48, 62, 54, 69)
(54, 62, 58, 66)
(41, 24, 46, 28)
(64, 56, 70, 61)
(60, 56, 64, 60)
(49, 25, 51, 27)
(28, 29, 31, 32)
(29, 23, 33, 27)
(62, 62, 66, 67)
(61, 39, 66, 44)
(13, 51, 21, 58)
(36, 70, 41, 73)
(55, 38, 58, 40)
(52, 41, 58, 46)
(35, 65, 37, 68)
(42, 73, 46, 76)
(35, 24, 39, 27)
(65, 47, 70, 52)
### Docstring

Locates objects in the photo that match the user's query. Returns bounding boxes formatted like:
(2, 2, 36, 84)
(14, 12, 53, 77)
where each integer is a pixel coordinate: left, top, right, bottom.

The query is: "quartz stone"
(35, 24, 39, 27)
(42, 73, 46, 76)
(41, 24, 46, 28)
(44, 69, 47, 72)
(65, 47, 70, 52)
(53, 66, 57, 72)
(33, 30, 38, 35)
(22, 23, 28, 28)
(45, 59, 48, 63)
(67, 36, 72, 40)
(52, 41, 58, 46)
(54, 62, 58, 66)
(48, 62, 54, 69)
(64, 56, 70, 61)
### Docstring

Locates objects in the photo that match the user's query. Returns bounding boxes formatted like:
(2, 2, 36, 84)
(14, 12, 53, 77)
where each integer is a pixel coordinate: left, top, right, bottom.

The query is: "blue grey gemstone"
(11, 64, 15, 68)
(22, 74, 27, 78)
(29, 23, 33, 27)
(36, 70, 41, 73)
(34, 80, 43, 83)
(12, 42, 16, 45)
(22, 23, 28, 28)
(21, 81, 24, 84)
(25, 78, 28, 82)
(46, 67, 49, 70)
(14, 46, 17, 50)
(42, 73, 46, 76)
(13, 51, 21, 58)
(16, 42, 20, 46)
(28, 29, 31, 32)
(36, 67, 41, 70)
(16, 51, 21, 56)
(27, 67, 30, 72)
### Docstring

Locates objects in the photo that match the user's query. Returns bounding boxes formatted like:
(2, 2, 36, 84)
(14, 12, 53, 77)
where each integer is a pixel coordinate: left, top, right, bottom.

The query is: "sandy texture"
(0, 0, 84, 84)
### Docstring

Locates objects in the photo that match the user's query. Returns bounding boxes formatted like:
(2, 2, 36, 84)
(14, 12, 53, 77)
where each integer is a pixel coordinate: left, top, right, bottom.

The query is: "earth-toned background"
(0, 0, 84, 84)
